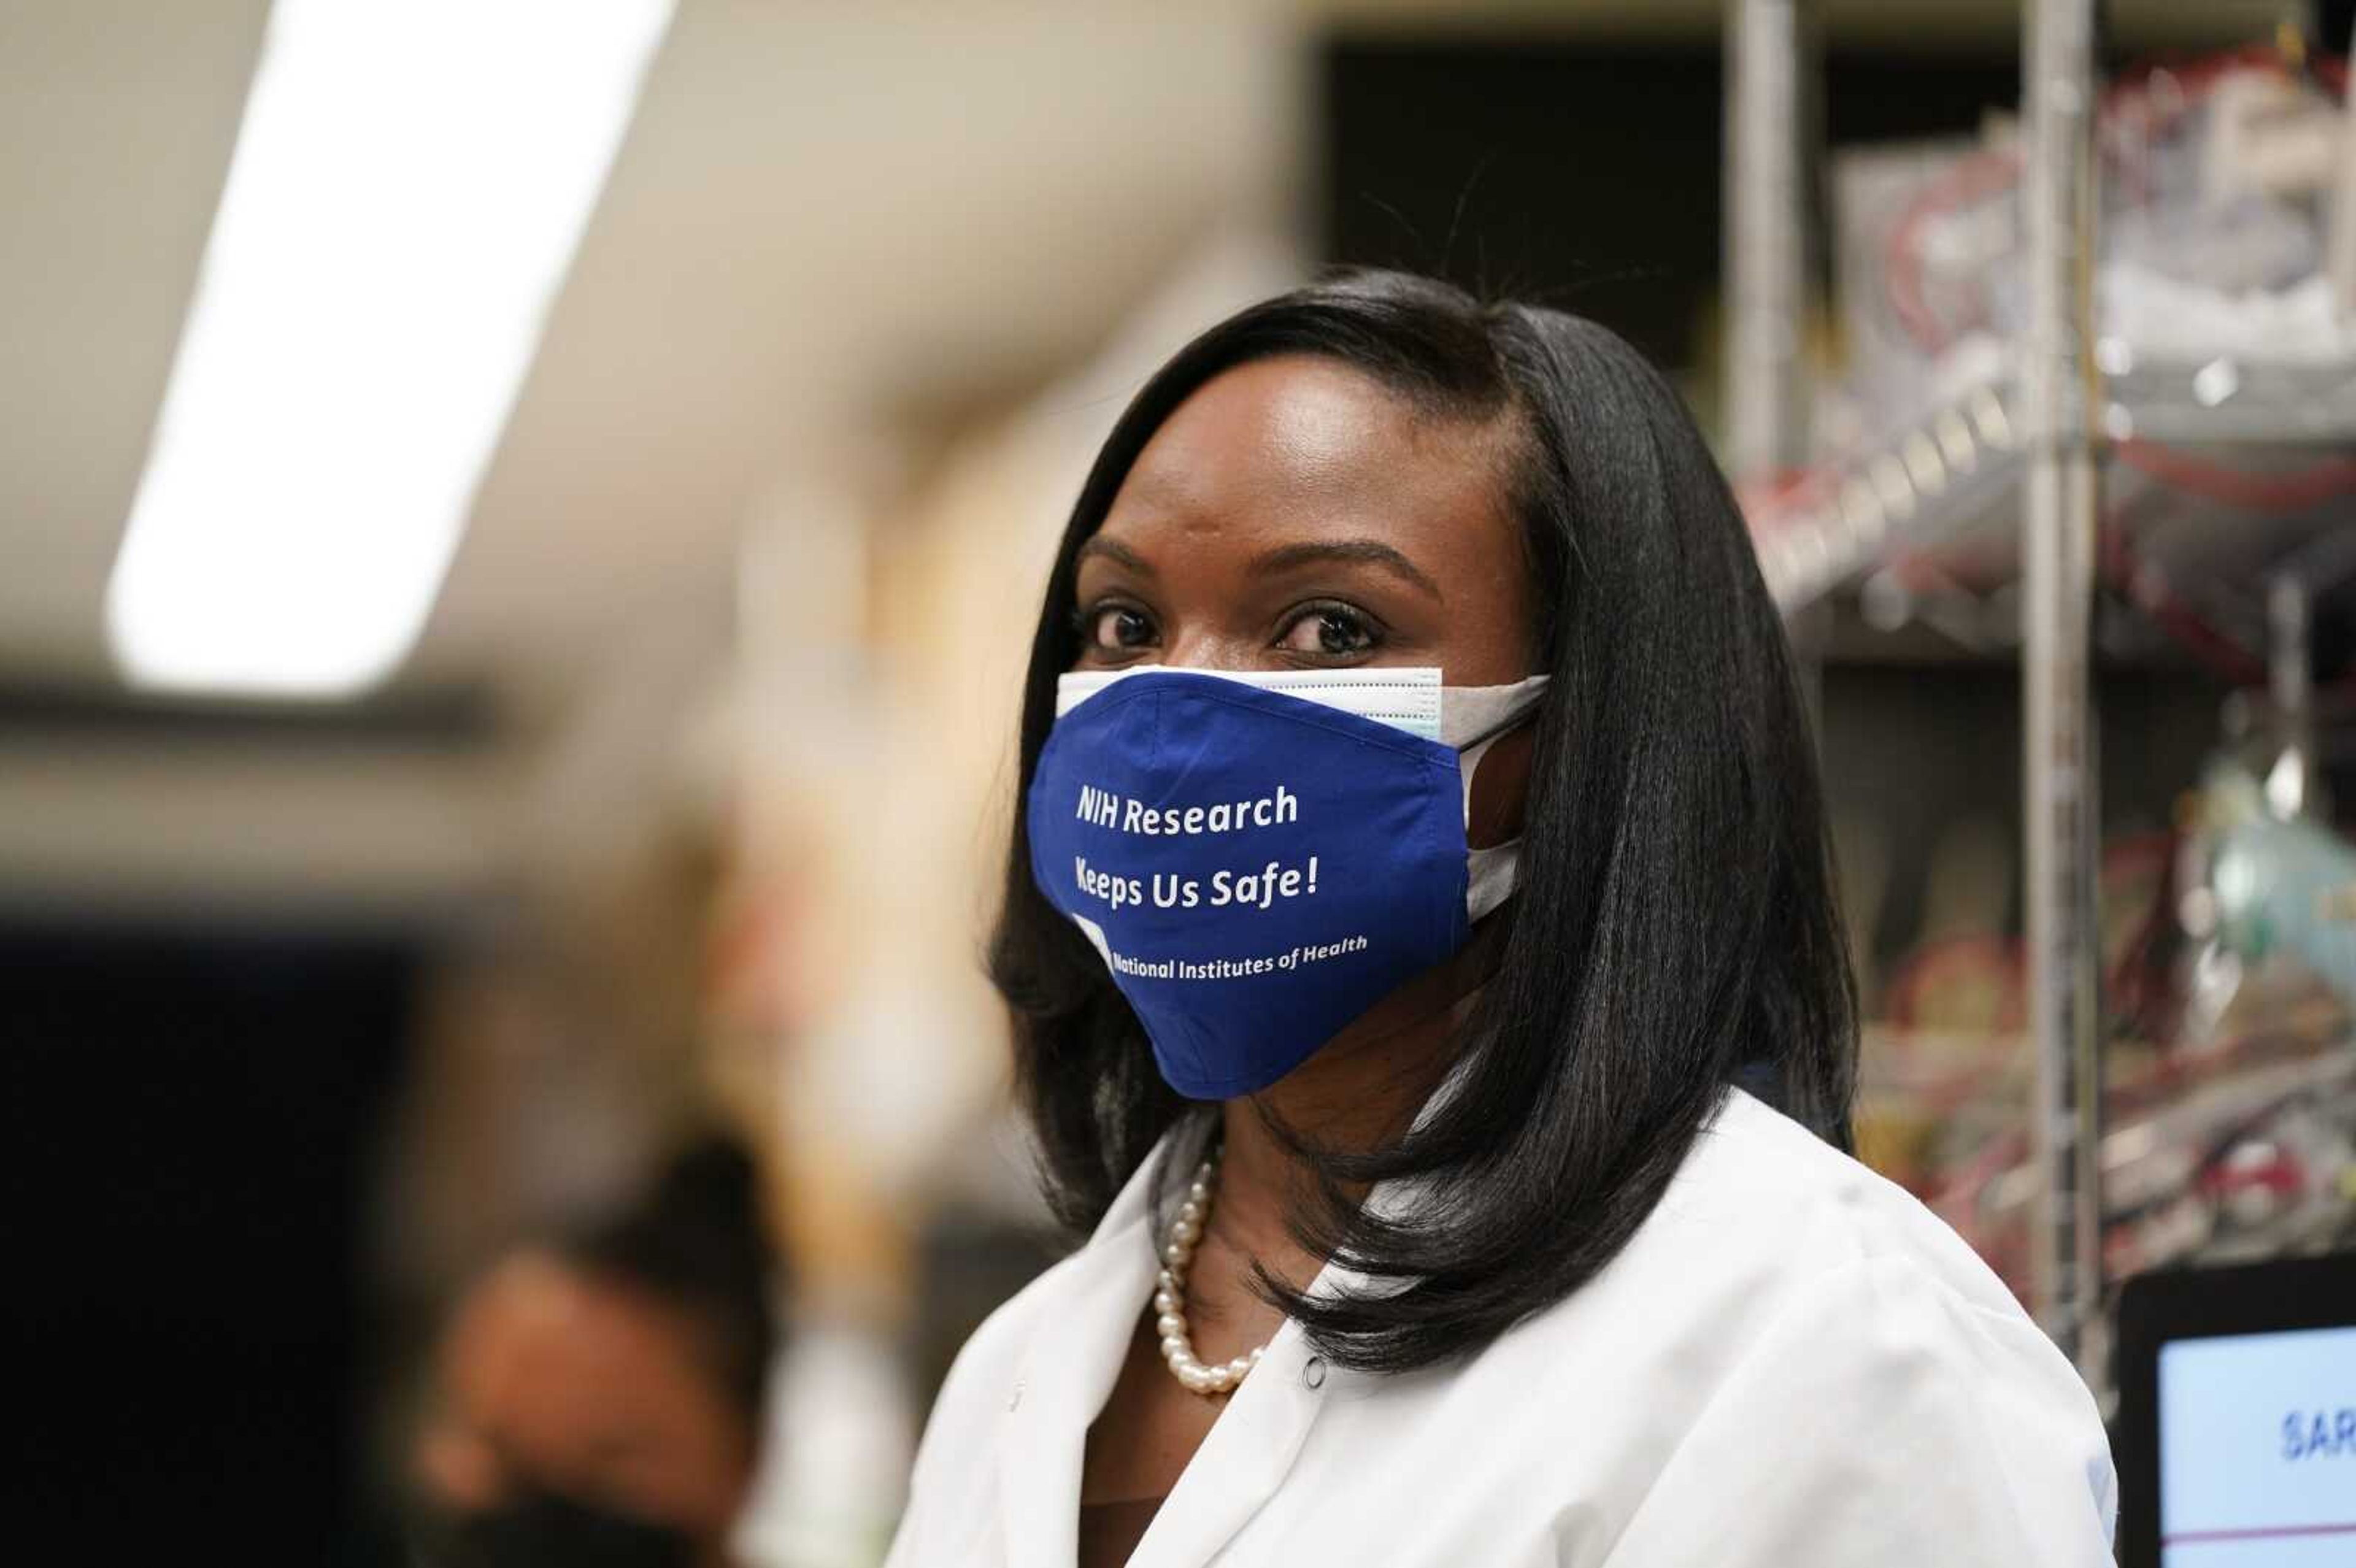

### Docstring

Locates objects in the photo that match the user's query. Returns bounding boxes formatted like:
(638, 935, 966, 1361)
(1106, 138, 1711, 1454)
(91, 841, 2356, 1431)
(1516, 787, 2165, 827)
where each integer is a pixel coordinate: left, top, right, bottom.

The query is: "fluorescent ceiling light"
(107, 0, 674, 698)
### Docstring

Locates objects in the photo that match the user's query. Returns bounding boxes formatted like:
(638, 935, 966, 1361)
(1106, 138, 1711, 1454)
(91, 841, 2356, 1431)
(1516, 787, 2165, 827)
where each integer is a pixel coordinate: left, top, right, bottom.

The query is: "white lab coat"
(885, 1088, 2118, 1566)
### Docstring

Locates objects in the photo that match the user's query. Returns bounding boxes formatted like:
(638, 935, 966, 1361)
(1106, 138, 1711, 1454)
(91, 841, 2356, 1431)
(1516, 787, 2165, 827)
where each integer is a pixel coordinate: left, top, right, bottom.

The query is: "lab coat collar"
(996, 1125, 1336, 1568)
(995, 1055, 1478, 1567)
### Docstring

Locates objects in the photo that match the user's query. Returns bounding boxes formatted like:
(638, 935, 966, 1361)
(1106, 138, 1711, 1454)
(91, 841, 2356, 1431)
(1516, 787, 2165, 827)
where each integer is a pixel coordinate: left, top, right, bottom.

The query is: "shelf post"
(1725, 0, 1822, 723)
(2331, 9, 2356, 320)
(1724, 0, 1811, 480)
(2020, 0, 2106, 1381)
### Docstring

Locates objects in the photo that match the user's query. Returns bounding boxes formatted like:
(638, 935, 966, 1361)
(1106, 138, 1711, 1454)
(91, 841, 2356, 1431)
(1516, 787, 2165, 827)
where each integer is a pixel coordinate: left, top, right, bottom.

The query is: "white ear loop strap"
(1452, 675, 1550, 921)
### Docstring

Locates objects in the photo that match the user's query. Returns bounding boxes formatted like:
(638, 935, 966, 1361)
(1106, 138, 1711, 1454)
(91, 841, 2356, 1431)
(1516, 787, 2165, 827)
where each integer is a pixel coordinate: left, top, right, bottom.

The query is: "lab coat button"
(1302, 1356, 1326, 1389)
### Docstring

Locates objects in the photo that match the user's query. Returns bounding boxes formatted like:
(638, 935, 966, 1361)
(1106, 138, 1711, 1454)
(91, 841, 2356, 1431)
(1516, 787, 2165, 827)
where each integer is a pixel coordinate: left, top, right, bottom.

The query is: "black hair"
(565, 1134, 779, 1421)
(987, 268, 1857, 1374)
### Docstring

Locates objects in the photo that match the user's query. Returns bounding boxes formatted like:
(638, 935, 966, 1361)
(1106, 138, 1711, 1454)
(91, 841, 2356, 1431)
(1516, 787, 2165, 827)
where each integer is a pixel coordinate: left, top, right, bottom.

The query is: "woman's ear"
(1465, 724, 1534, 850)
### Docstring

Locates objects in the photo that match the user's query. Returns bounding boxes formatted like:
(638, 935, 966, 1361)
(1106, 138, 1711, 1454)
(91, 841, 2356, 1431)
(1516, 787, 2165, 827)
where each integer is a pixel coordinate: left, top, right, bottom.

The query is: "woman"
(414, 1137, 777, 1568)
(887, 271, 2115, 1567)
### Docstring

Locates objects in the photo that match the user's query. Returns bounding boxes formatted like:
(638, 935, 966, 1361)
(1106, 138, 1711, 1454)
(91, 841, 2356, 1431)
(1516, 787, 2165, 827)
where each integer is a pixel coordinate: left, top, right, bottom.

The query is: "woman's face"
(1070, 354, 1541, 845)
(415, 1252, 754, 1548)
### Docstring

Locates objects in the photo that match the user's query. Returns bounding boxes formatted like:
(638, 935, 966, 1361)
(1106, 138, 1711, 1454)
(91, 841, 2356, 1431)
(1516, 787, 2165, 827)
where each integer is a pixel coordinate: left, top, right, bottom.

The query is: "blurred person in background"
(412, 1136, 777, 1568)
(887, 271, 2117, 1566)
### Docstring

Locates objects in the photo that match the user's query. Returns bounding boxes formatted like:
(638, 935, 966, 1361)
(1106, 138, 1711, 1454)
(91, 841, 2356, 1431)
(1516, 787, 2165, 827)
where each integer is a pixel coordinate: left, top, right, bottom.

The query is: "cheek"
(590, 1365, 755, 1524)
(616, 1422, 752, 1530)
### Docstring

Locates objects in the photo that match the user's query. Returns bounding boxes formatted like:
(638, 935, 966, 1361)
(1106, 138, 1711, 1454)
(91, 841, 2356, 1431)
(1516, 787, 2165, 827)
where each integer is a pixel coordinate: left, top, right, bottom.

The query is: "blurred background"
(7, 0, 2356, 1561)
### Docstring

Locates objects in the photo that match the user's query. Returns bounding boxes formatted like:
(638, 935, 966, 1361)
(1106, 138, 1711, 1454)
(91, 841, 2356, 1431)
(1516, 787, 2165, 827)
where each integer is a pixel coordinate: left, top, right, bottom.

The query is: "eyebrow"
(1250, 539, 1444, 602)
(1074, 533, 1445, 602)
(1075, 536, 1156, 578)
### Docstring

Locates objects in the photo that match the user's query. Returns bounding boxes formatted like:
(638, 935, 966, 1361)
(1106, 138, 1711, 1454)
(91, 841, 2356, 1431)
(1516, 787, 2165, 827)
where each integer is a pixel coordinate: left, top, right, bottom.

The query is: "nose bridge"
(1161, 625, 1271, 673)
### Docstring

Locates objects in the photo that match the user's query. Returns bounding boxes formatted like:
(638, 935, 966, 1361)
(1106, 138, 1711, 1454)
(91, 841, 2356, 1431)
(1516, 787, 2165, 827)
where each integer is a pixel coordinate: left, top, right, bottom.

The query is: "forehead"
(447, 1259, 719, 1450)
(1100, 355, 1520, 562)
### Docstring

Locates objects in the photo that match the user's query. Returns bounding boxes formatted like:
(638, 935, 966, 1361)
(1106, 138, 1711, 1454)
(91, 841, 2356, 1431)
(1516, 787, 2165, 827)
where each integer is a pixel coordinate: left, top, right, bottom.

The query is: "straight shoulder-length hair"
(987, 268, 1858, 1375)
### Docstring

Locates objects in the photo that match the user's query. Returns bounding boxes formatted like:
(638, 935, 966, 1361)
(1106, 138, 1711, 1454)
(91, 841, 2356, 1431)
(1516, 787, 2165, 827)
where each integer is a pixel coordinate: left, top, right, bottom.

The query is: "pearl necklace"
(1152, 1142, 1268, 1397)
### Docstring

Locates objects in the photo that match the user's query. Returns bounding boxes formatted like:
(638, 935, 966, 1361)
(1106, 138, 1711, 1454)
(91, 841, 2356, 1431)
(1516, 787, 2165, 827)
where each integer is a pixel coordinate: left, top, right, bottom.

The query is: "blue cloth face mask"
(1027, 666, 1549, 1100)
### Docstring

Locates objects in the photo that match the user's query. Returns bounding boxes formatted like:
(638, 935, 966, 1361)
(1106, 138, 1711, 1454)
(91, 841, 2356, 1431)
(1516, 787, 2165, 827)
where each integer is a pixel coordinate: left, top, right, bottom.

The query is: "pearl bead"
(1152, 1137, 1273, 1400)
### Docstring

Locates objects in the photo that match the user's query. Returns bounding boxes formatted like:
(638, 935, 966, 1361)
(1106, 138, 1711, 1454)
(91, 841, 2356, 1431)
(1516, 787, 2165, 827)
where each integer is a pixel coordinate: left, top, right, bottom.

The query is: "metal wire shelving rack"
(1723, 0, 2356, 1389)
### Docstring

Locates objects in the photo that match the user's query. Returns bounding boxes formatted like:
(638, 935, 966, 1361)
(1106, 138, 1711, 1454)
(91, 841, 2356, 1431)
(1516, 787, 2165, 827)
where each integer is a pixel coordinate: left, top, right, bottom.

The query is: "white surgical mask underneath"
(1052, 666, 1549, 921)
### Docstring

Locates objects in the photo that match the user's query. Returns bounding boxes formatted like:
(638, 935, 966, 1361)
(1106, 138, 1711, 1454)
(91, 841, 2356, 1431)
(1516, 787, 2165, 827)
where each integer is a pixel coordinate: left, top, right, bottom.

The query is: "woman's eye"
(1083, 604, 1158, 652)
(1279, 605, 1379, 658)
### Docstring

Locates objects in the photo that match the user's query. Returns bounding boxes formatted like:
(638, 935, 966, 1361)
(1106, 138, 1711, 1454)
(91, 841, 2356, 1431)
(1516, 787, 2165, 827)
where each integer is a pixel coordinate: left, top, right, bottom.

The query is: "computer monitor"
(2115, 1252, 2356, 1567)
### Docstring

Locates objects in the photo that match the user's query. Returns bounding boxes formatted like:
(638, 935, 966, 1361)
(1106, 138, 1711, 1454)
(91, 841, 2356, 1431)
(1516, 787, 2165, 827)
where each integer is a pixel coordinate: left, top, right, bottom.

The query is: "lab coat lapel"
(1122, 1316, 1326, 1568)
(996, 1138, 1172, 1567)
(1125, 1153, 1438, 1567)
(995, 1095, 1444, 1568)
